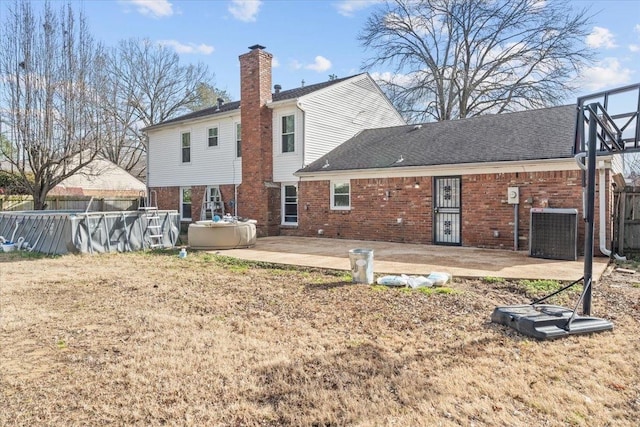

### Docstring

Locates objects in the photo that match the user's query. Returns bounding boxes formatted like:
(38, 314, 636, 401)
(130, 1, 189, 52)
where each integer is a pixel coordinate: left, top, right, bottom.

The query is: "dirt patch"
(1, 251, 639, 426)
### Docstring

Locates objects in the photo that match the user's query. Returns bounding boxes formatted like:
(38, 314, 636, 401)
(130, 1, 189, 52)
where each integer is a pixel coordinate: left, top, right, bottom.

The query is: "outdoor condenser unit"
(529, 208, 578, 261)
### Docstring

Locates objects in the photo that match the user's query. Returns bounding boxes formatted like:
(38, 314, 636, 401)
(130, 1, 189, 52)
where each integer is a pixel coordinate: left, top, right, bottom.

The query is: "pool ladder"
(139, 190, 165, 249)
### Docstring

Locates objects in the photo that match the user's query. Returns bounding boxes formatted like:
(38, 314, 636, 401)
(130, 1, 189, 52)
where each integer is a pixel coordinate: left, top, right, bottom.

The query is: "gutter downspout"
(297, 101, 306, 171)
(598, 162, 626, 260)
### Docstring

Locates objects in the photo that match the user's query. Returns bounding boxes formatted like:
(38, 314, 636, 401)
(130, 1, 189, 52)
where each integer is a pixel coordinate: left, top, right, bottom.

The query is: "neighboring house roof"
(143, 74, 364, 132)
(50, 156, 146, 195)
(298, 105, 577, 174)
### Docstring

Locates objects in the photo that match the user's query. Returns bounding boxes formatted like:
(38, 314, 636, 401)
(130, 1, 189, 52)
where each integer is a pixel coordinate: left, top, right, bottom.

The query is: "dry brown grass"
(1, 250, 639, 426)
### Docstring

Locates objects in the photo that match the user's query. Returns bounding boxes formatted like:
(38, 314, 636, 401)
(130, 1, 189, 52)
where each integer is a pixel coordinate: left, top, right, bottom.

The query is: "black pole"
(583, 104, 598, 316)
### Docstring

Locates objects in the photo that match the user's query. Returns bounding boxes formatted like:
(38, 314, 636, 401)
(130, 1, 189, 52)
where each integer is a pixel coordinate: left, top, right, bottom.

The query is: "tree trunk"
(33, 192, 48, 210)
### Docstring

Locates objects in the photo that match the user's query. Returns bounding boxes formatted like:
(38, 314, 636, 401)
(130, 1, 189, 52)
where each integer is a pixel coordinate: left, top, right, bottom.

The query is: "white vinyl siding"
(272, 107, 304, 182)
(146, 112, 242, 188)
(331, 181, 350, 210)
(300, 74, 405, 166)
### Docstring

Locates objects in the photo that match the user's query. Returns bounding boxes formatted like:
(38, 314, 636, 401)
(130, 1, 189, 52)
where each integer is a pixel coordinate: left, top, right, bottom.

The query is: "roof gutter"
(142, 109, 241, 133)
(267, 98, 299, 108)
(295, 157, 607, 181)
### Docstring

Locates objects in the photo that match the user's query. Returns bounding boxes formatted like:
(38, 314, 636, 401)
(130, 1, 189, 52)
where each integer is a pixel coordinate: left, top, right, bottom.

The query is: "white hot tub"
(188, 220, 257, 250)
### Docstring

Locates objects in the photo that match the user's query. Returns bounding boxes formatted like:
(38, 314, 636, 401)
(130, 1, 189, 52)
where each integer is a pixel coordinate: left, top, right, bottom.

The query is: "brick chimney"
(238, 44, 279, 236)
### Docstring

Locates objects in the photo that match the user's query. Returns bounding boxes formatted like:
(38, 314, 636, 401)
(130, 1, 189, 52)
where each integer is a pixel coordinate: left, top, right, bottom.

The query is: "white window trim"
(207, 126, 219, 148)
(181, 131, 191, 164)
(330, 180, 351, 210)
(235, 122, 242, 158)
(180, 187, 192, 221)
(280, 114, 295, 154)
(281, 183, 298, 225)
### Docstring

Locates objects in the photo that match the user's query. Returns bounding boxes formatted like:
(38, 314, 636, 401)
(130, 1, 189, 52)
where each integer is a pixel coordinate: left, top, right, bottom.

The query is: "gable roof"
(51, 156, 146, 195)
(143, 74, 363, 132)
(298, 105, 577, 174)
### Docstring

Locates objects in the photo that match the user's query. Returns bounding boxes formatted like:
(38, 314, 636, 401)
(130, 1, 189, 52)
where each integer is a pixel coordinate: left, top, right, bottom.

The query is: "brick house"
(291, 105, 623, 255)
(143, 45, 406, 236)
(145, 45, 622, 255)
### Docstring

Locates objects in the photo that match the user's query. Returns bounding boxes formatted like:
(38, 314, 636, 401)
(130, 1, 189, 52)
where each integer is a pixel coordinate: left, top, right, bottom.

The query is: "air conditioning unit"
(529, 208, 578, 261)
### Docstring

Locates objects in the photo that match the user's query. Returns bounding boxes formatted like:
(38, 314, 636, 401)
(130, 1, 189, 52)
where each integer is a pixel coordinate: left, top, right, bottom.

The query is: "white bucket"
(349, 248, 374, 284)
(2, 243, 16, 253)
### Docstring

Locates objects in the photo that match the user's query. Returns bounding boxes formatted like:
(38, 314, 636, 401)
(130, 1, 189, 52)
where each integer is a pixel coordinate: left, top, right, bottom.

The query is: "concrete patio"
(216, 236, 610, 281)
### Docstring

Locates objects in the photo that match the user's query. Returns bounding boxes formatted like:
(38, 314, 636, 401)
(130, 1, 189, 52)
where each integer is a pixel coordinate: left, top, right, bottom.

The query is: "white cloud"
(586, 26, 617, 49)
(228, 0, 261, 22)
(370, 71, 416, 87)
(158, 40, 214, 55)
(579, 58, 633, 91)
(630, 45, 640, 53)
(335, 0, 382, 17)
(290, 59, 303, 70)
(272, 57, 280, 68)
(305, 56, 332, 72)
(531, 0, 547, 10)
(635, 24, 640, 34)
(123, 0, 173, 18)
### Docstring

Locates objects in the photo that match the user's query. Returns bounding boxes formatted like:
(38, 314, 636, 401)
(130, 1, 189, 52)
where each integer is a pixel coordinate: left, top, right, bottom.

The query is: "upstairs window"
(281, 115, 295, 153)
(207, 127, 218, 147)
(331, 181, 350, 210)
(236, 123, 242, 157)
(181, 132, 191, 163)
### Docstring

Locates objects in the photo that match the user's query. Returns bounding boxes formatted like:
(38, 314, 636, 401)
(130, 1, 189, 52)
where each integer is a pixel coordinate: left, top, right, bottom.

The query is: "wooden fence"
(616, 189, 640, 257)
(0, 195, 141, 212)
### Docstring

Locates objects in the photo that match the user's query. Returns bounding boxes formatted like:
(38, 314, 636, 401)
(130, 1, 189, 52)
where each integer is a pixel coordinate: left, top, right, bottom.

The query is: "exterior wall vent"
(529, 208, 578, 261)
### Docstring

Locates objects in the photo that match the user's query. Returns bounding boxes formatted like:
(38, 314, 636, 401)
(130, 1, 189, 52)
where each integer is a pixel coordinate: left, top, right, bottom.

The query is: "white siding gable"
(147, 112, 242, 187)
(299, 74, 405, 168)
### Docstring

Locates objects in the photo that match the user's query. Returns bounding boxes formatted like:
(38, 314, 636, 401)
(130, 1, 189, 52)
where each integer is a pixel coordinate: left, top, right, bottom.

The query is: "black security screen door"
(434, 176, 461, 245)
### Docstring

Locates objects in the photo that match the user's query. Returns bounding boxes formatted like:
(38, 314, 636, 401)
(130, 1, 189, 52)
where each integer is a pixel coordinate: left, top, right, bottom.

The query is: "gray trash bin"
(349, 248, 374, 284)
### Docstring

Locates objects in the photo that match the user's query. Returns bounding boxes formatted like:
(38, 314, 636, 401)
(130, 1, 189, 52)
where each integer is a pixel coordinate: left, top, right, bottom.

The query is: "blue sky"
(10, 0, 640, 103)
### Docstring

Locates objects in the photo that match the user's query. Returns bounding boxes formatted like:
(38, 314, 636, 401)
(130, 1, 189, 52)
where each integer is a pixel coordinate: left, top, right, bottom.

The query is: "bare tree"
(360, 0, 594, 122)
(187, 82, 232, 112)
(0, 0, 104, 209)
(101, 39, 212, 178)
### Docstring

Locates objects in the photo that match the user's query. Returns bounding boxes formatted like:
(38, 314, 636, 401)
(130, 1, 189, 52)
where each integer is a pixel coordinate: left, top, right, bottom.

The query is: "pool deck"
(216, 236, 610, 282)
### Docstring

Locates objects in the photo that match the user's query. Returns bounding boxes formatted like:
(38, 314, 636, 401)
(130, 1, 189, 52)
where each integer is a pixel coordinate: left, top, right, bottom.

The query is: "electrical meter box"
(507, 187, 519, 204)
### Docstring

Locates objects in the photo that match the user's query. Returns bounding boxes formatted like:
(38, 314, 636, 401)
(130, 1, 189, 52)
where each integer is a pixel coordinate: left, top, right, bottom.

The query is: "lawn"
(1, 250, 639, 426)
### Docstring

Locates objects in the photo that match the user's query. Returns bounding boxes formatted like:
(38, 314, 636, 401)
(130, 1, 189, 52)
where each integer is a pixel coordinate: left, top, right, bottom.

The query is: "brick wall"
(287, 177, 433, 244)
(287, 170, 612, 254)
(237, 46, 278, 237)
(151, 186, 179, 212)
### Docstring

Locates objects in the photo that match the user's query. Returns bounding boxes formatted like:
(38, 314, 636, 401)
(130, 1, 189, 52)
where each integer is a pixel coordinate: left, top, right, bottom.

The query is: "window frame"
(281, 114, 295, 153)
(207, 126, 219, 148)
(330, 180, 351, 210)
(235, 122, 242, 158)
(180, 187, 192, 221)
(282, 183, 298, 225)
(181, 131, 191, 163)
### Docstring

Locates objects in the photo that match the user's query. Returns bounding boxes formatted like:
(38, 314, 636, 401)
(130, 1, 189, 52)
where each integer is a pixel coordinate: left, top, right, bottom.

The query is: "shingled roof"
(298, 104, 577, 174)
(143, 74, 362, 131)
